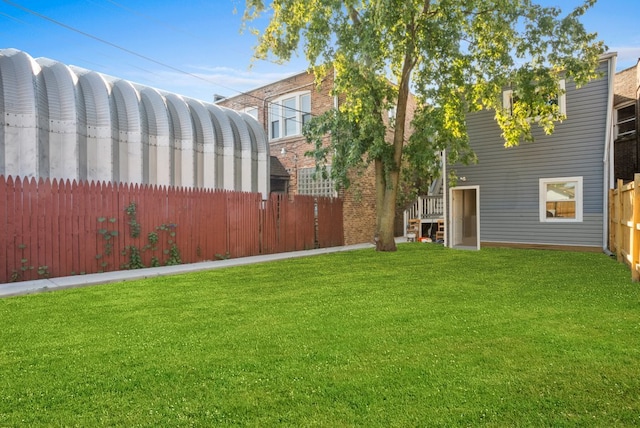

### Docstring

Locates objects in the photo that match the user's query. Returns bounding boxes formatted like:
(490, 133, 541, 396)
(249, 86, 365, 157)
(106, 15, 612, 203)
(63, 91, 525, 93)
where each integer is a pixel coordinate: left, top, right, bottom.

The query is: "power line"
(2, 0, 224, 90)
(0, 0, 319, 125)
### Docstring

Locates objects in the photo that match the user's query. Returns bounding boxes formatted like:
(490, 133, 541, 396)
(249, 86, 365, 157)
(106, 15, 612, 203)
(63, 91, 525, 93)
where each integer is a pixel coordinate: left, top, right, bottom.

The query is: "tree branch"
(346, 4, 361, 26)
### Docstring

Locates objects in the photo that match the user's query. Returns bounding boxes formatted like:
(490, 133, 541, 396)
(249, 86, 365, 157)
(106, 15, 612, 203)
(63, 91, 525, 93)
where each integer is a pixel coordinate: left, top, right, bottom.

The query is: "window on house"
(269, 92, 311, 140)
(387, 105, 397, 126)
(301, 93, 311, 126)
(270, 104, 280, 139)
(615, 103, 636, 139)
(244, 106, 258, 120)
(503, 79, 566, 116)
(539, 176, 583, 222)
(298, 166, 337, 197)
(283, 97, 297, 136)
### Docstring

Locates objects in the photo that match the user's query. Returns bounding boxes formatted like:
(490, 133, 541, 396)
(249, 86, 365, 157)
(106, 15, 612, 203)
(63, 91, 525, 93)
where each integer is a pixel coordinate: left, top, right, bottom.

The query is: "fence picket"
(48, 179, 59, 278)
(12, 177, 22, 281)
(610, 174, 640, 281)
(36, 178, 48, 278)
(61, 180, 72, 276)
(0, 175, 344, 284)
(25, 178, 38, 281)
(88, 181, 98, 274)
(2, 177, 14, 281)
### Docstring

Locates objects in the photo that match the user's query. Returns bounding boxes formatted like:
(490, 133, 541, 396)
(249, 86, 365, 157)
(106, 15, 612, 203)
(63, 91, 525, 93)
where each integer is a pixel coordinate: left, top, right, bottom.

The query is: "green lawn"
(1, 244, 639, 426)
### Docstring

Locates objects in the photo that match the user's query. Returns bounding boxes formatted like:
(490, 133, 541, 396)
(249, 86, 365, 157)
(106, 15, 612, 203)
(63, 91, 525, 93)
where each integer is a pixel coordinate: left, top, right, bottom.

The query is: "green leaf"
(241, 0, 603, 251)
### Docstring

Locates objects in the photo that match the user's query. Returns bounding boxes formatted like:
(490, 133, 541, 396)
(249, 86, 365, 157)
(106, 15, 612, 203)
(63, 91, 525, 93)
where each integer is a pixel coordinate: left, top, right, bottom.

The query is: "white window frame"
(615, 102, 636, 139)
(539, 176, 583, 223)
(503, 79, 566, 117)
(269, 91, 311, 141)
(387, 105, 397, 127)
(243, 106, 258, 120)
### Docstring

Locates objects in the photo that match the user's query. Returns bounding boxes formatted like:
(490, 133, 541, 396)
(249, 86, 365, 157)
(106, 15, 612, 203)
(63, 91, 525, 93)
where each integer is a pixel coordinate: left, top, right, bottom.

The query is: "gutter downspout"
(603, 52, 617, 254)
(442, 149, 448, 247)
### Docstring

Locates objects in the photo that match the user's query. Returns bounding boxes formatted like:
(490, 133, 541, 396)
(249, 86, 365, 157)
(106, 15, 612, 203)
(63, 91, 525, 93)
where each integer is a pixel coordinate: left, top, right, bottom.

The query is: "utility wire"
(2, 0, 229, 91)
(1, 0, 317, 123)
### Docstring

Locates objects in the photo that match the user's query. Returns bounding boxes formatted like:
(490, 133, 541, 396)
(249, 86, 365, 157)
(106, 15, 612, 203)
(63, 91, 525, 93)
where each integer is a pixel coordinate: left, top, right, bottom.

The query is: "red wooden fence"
(0, 176, 344, 283)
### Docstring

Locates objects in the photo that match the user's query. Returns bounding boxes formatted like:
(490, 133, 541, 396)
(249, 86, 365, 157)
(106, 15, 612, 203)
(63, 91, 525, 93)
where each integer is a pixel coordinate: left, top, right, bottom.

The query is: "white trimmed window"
(387, 105, 397, 126)
(298, 166, 336, 197)
(539, 176, 583, 222)
(503, 79, 566, 116)
(269, 92, 311, 141)
(615, 103, 636, 139)
(243, 106, 258, 120)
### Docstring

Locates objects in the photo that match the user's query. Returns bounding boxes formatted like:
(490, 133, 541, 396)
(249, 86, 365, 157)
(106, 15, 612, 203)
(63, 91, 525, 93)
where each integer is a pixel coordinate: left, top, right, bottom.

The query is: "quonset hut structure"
(0, 48, 269, 197)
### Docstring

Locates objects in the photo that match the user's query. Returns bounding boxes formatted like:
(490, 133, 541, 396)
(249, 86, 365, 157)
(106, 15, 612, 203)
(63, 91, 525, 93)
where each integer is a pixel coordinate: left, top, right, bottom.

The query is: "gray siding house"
(446, 53, 616, 251)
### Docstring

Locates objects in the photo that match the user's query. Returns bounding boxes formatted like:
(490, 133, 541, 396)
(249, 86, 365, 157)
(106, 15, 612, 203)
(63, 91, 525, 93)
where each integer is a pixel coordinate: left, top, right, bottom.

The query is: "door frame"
(448, 185, 480, 250)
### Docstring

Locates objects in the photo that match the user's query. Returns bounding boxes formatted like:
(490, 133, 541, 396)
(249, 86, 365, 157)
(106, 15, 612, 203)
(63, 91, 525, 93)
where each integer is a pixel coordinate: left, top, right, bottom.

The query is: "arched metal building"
(0, 48, 269, 197)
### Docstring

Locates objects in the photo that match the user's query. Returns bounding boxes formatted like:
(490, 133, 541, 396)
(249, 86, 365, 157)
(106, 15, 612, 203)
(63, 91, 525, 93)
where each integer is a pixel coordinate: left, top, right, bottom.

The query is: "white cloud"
(121, 66, 304, 102)
(609, 46, 640, 71)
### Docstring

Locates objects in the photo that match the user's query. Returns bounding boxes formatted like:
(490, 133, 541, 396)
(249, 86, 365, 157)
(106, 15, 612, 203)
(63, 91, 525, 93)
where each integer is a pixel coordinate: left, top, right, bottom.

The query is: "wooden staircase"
(403, 178, 445, 240)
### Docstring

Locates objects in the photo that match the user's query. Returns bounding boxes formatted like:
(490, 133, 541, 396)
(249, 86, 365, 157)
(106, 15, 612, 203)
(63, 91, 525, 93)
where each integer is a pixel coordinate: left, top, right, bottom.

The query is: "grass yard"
(1, 244, 639, 426)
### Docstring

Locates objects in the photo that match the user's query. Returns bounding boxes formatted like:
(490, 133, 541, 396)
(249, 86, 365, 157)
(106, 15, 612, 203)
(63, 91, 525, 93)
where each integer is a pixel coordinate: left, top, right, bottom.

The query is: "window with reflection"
(269, 92, 311, 140)
(539, 177, 583, 222)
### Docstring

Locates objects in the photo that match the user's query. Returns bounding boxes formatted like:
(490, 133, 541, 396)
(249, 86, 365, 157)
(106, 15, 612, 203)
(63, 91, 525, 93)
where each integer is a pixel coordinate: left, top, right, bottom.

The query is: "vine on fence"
(97, 217, 118, 272)
(10, 244, 31, 282)
(97, 202, 182, 271)
(10, 244, 49, 282)
(125, 202, 141, 238)
(121, 245, 144, 270)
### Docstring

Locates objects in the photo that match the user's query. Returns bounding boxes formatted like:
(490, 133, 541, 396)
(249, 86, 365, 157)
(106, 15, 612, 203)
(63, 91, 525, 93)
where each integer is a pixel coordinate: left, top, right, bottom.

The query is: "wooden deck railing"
(405, 195, 444, 220)
(403, 195, 444, 239)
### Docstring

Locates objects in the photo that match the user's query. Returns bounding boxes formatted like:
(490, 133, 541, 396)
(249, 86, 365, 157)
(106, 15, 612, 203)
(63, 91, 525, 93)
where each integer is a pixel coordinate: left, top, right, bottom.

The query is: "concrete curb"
(0, 242, 377, 298)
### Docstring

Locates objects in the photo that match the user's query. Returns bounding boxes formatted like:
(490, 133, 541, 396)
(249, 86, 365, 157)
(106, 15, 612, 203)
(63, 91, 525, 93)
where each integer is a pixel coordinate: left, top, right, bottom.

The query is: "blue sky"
(1, 0, 638, 103)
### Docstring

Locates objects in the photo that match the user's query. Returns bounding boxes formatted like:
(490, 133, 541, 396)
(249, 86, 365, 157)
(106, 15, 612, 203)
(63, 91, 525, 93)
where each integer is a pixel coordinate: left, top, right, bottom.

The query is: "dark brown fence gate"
(0, 176, 344, 283)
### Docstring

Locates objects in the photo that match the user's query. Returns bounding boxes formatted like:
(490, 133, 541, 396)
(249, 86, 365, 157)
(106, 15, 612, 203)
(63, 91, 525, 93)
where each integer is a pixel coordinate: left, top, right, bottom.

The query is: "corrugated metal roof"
(0, 48, 271, 197)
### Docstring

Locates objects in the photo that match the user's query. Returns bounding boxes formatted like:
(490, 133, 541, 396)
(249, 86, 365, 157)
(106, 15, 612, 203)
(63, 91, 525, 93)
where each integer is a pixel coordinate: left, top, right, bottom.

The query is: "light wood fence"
(0, 176, 344, 284)
(609, 174, 640, 281)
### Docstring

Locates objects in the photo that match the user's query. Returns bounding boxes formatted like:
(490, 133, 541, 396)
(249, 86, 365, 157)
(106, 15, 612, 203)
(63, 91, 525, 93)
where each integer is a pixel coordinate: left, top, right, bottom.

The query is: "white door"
(449, 186, 480, 250)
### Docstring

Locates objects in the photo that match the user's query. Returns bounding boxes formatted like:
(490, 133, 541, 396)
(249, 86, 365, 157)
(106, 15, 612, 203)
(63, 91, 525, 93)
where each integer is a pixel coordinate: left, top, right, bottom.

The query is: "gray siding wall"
(452, 61, 610, 248)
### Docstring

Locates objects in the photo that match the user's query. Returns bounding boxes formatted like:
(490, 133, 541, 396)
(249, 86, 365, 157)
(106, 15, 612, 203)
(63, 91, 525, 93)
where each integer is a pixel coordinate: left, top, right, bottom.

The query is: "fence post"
(633, 174, 640, 281)
(615, 179, 623, 263)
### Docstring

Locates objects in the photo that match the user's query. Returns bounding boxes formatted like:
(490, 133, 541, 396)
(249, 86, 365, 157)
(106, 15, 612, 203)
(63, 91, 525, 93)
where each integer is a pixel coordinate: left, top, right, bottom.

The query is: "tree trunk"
(374, 42, 414, 251)
(375, 170, 399, 251)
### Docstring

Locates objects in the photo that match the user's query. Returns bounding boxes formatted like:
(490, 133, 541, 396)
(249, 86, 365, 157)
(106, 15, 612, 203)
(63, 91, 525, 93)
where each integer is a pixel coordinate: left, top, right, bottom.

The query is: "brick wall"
(218, 70, 335, 197)
(615, 139, 637, 182)
(614, 65, 637, 105)
(341, 164, 377, 245)
(219, 69, 417, 245)
(614, 61, 640, 182)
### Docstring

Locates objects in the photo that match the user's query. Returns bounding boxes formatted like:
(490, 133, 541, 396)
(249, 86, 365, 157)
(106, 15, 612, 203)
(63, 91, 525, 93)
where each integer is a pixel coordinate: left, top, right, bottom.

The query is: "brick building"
(614, 60, 639, 181)
(218, 69, 416, 245)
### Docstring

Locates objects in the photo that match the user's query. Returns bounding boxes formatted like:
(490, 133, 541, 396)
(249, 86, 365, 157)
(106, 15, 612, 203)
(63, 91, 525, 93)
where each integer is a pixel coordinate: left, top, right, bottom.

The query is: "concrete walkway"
(0, 241, 383, 298)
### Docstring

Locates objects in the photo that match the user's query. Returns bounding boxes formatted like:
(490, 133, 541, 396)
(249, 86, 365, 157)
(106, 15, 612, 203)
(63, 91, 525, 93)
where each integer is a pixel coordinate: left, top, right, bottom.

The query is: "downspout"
(334, 67, 339, 110)
(442, 149, 448, 247)
(602, 53, 617, 254)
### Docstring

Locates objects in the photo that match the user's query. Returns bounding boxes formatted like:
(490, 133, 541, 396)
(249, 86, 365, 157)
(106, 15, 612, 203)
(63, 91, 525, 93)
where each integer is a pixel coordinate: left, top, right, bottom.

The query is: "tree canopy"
(243, 0, 605, 251)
